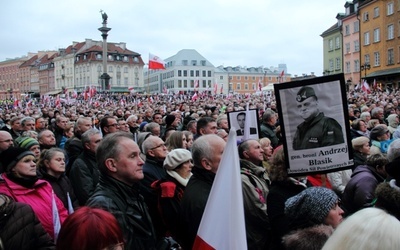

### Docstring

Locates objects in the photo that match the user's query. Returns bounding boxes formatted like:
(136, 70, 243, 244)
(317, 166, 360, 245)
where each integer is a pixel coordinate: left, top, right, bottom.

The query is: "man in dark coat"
(86, 132, 156, 249)
(140, 135, 169, 239)
(292, 86, 344, 150)
(69, 129, 101, 206)
(177, 134, 226, 249)
(260, 109, 280, 148)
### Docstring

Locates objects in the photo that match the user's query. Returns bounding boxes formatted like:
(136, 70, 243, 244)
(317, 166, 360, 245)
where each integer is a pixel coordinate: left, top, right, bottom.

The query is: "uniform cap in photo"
(296, 86, 317, 102)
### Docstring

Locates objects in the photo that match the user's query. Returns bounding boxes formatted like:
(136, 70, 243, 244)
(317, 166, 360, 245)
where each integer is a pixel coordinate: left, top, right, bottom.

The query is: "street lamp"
(360, 63, 370, 79)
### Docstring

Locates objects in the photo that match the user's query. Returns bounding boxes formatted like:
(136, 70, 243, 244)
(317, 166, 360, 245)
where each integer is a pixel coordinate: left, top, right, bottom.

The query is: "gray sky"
(1, 0, 342, 76)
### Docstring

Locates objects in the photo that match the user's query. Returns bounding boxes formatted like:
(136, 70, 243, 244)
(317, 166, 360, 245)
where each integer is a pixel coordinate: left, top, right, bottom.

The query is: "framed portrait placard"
(227, 109, 261, 141)
(274, 73, 353, 176)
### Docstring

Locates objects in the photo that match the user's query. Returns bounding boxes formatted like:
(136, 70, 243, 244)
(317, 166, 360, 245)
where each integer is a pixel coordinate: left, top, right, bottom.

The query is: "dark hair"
(56, 206, 124, 250)
(196, 117, 215, 135)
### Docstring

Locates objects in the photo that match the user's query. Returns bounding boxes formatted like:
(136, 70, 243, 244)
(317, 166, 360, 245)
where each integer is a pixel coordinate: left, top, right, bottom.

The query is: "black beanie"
(166, 115, 176, 126)
(0, 147, 34, 173)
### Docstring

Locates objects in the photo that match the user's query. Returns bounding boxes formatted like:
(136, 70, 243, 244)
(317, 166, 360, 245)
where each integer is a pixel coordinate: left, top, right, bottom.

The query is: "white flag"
(193, 128, 247, 249)
(52, 191, 61, 242)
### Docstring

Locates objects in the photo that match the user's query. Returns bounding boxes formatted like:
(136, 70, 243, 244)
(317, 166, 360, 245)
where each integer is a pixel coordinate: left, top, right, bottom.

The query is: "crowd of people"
(1, 88, 400, 249)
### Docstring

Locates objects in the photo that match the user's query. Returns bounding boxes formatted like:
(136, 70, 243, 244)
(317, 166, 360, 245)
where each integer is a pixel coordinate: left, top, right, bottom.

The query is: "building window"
(183, 80, 187, 88)
(363, 12, 369, 21)
(373, 28, 380, 42)
(364, 32, 370, 45)
(345, 25, 350, 35)
(329, 59, 334, 71)
(124, 67, 128, 73)
(182, 60, 188, 66)
(354, 40, 360, 52)
(335, 58, 341, 70)
(345, 43, 350, 54)
(244, 83, 248, 90)
(345, 62, 351, 73)
(178, 70, 182, 77)
(178, 80, 182, 88)
(196, 70, 200, 77)
(200, 60, 206, 66)
(365, 54, 370, 64)
(244, 76, 248, 80)
(109, 66, 113, 72)
(387, 2, 394, 15)
(329, 39, 333, 51)
(208, 71, 211, 77)
(237, 76, 241, 80)
(335, 37, 340, 49)
(374, 52, 380, 66)
(183, 70, 187, 77)
(373, 7, 379, 18)
(388, 48, 394, 65)
(202, 80, 207, 88)
(190, 70, 194, 77)
(388, 24, 394, 39)
(96, 54, 102, 59)
(97, 65, 102, 72)
(191, 60, 197, 66)
(124, 77, 128, 85)
(219, 76, 223, 80)
(354, 60, 360, 72)
(237, 83, 241, 90)
(124, 56, 128, 62)
(354, 20, 359, 32)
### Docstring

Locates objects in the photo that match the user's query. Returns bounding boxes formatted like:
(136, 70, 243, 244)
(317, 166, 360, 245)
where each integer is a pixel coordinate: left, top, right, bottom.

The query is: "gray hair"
(387, 139, 400, 162)
(145, 122, 160, 133)
(262, 109, 276, 123)
(216, 114, 227, 127)
(96, 132, 133, 174)
(126, 115, 138, 123)
(141, 135, 160, 155)
(21, 130, 38, 138)
(191, 134, 218, 167)
(21, 116, 35, 127)
(371, 107, 383, 118)
(81, 128, 101, 146)
(360, 112, 371, 121)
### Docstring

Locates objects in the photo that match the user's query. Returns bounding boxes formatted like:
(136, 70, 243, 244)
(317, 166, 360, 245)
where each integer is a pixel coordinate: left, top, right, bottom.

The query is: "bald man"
(0, 131, 13, 153)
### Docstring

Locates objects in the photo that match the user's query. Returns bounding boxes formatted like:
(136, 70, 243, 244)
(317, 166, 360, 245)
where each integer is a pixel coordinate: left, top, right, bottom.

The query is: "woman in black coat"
(37, 148, 79, 212)
(0, 193, 55, 250)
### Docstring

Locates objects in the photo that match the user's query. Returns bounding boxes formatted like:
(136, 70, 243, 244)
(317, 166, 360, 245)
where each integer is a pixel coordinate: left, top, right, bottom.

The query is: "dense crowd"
(1, 88, 400, 249)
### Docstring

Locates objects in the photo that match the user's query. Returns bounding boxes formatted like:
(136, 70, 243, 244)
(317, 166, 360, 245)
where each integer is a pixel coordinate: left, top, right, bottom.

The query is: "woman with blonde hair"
(259, 137, 273, 171)
(165, 131, 187, 151)
(322, 208, 400, 250)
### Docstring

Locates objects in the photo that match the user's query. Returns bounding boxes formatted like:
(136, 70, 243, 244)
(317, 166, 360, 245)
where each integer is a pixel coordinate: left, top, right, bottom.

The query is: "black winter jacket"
(0, 194, 55, 250)
(86, 173, 156, 250)
(69, 150, 99, 206)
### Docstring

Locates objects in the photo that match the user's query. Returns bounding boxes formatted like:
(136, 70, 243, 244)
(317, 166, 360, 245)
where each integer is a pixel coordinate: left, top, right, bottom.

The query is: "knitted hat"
(0, 147, 34, 172)
(163, 149, 192, 170)
(285, 187, 338, 226)
(351, 136, 369, 150)
(165, 115, 176, 127)
(139, 122, 148, 132)
(370, 125, 388, 140)
(15, 137, 39, 149)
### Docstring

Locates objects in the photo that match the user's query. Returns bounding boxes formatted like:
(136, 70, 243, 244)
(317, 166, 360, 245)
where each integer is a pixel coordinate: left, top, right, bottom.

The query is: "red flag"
(220, 83, 223, 94)
(258, 79, 262, 91)
(362, 80, 371, 94)
(55, 95, 61, 108)
(213, 83, 218, 95)
(149, 53, 165, 69)
(279, 70, 284, 83)
(192, 92, 198, 101)
(193, 128, 247, 249)
(163, 85, 168, 94)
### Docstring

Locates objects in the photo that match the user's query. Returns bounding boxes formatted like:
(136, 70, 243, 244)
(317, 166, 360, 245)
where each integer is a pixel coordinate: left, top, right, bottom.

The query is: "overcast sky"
(2, 0, 343, 76)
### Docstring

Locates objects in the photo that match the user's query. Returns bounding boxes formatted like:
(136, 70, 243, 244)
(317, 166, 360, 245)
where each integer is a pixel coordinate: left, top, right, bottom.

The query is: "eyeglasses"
(150, 143, 166, 150)
(107, 123, 120, 127)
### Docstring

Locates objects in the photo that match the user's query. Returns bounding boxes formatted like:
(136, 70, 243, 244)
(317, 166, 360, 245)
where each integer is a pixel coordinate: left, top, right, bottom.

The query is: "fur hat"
(370, 125, 388, 140)
(15, 137, 39, 149)
(375, 182, 400, 220)
(0, 147, 34, 173)
(165, 115, 176, 127)
(163, 149, 192, 170)
(285, 187, 338, 227)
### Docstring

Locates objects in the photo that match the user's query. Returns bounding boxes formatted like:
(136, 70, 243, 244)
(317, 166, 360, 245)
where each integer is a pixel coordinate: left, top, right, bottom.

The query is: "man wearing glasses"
(100, 117, 120, 137)
(141, 135, 169, 239)
(0, 131, 13, 153)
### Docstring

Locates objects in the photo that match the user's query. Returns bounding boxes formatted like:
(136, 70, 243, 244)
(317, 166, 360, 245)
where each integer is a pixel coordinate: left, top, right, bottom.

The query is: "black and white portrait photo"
(275, 74, 353, 176)
(227, 109, 260, 141)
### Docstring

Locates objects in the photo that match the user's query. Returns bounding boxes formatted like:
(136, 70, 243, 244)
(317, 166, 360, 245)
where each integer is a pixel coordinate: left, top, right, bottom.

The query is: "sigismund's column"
(98, 11, 111, 91)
